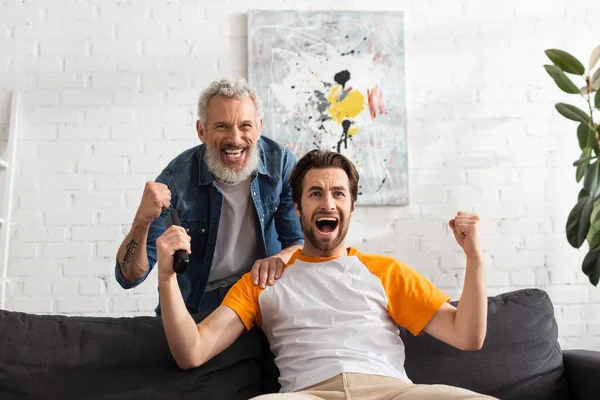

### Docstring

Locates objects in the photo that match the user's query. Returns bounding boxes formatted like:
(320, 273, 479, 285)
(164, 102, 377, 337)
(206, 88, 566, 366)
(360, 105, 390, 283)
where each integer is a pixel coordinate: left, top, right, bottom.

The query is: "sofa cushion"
(0, 310, 269, 399)
(400, 288, 570, 400)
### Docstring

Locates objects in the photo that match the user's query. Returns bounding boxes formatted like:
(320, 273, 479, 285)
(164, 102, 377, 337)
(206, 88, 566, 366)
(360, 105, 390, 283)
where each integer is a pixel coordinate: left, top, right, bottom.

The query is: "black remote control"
(165, 208, 189, 275)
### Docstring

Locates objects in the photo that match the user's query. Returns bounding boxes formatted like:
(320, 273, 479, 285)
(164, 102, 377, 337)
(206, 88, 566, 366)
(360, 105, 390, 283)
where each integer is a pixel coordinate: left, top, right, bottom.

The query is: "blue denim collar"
(198, 138, 269, 186)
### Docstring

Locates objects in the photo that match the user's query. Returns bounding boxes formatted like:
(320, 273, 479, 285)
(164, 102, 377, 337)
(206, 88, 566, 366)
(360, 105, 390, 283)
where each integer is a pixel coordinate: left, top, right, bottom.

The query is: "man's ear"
(294, 201, 301, 218)
(196, 120, 206, 143)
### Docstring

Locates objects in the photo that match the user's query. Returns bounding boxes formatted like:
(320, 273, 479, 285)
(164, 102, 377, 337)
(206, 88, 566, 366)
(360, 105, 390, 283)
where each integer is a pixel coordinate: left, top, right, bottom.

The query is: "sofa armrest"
(563, 349, 600, 400)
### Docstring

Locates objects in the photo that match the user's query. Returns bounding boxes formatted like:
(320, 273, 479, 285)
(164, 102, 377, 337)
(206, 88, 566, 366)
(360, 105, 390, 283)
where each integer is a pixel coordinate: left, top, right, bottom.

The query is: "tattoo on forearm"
(120, 239, 138, 275)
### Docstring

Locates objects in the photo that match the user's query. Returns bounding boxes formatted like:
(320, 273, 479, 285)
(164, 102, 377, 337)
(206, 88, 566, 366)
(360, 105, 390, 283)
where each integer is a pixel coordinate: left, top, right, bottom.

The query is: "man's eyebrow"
(307, 185, 347, 192)
(212, 121, 228, 126)
(331, 186, 347, 192)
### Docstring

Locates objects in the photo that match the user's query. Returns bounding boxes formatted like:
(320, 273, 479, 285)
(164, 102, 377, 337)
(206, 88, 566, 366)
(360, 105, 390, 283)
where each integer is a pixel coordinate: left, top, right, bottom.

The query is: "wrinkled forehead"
(302, 167, 350, 192)
(206, 96, 259, 121)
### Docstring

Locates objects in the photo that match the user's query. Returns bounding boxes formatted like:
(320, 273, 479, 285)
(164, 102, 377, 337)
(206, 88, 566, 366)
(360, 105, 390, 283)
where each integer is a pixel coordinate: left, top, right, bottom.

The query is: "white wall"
(0, 0, 599, 349)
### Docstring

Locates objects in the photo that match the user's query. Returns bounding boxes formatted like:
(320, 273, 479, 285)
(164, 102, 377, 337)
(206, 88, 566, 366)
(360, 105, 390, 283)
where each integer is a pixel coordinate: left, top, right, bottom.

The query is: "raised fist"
(135, 181, 171, 224)
(449, 211, 482, 259)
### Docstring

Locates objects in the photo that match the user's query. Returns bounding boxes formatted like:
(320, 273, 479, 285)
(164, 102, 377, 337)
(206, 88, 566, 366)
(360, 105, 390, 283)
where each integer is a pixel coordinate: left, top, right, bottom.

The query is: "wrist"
(133, 216, 153, 229)
(277, 245, 299, 263)
(158, 273, 178, 286)
(466, 253, 484, 264)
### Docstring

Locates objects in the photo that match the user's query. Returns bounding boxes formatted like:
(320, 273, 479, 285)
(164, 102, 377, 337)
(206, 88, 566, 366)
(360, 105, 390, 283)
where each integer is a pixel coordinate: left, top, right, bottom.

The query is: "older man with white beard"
(114, 78, 304, 316)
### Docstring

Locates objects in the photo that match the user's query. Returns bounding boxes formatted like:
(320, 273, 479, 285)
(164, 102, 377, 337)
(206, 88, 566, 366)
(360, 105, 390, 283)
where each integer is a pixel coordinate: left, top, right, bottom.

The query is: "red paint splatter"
(367, 86, 386, 119)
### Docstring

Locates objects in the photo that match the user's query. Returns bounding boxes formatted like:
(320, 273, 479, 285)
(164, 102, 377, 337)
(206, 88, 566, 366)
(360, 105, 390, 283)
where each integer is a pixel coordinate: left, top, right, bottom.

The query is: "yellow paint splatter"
(348, 127, 360, 137)
(327, 85, 365, 124)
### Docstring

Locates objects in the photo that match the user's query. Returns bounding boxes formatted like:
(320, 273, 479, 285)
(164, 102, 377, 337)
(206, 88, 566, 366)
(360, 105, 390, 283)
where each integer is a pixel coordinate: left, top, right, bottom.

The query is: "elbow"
(175, 357, 203, 370)
(176, 361, 198, 370)
(461, 341, 484, 351)
(460, 332, 486, 351)
(173, 347, 205, 370)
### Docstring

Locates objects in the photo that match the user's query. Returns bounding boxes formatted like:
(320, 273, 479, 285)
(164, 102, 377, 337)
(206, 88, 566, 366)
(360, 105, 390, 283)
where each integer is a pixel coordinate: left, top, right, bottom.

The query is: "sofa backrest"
(400, 288, 570, 400)
(0, 311, 270, 399)
(0, 288, 571, 400)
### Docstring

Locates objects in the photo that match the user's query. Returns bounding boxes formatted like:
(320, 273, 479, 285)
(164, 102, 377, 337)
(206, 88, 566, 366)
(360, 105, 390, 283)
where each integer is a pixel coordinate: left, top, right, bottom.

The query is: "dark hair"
(290, 149, 359, 206)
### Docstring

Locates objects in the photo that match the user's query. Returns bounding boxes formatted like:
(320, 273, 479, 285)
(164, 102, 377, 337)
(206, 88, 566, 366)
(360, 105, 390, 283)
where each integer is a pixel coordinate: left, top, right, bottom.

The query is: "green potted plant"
(544, 45, 600, 285)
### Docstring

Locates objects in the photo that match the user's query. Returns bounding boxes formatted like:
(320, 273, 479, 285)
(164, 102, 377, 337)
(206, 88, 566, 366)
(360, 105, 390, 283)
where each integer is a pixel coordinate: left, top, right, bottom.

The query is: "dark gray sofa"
(0, 288, 598, 399)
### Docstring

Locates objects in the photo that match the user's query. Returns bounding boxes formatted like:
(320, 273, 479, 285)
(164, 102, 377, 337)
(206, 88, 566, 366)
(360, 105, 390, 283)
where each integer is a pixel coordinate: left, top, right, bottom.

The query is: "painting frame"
(248, 10, 408, 206)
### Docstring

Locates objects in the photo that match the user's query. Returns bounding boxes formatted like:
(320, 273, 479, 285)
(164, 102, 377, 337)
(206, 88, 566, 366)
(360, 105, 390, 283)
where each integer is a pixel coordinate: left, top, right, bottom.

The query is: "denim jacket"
(115, 136, 304, 314)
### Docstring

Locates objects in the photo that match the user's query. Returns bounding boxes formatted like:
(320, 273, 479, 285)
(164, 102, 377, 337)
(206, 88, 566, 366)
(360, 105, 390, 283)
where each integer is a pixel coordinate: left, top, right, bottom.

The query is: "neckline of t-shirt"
(215, 176, 252, 191)
(292, 247, 359, 263)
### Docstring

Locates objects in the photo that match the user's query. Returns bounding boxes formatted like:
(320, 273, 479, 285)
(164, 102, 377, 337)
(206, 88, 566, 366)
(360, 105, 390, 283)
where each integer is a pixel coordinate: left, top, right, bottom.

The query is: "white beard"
(205, 143, 259, 184)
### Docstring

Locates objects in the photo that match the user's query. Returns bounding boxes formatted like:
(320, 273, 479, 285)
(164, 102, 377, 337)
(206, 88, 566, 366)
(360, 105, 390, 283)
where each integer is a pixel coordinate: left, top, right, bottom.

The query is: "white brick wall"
(0, 0, 599, 348)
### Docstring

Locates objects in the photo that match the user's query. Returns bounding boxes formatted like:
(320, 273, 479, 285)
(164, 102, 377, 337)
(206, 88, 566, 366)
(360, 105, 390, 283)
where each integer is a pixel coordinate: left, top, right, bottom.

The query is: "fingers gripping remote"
(165, 209, 189, 275)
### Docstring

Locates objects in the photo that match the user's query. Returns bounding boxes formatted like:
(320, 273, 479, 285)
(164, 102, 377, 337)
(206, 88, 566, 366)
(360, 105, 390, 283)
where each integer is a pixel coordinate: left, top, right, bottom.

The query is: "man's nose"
(227, 126, 243, 143)
(320, 193, 335, 211)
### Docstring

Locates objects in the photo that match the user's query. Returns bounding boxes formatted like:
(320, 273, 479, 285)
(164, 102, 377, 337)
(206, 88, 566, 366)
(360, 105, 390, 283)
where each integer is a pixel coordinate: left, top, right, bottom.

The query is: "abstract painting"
(248, 10, 408, 205)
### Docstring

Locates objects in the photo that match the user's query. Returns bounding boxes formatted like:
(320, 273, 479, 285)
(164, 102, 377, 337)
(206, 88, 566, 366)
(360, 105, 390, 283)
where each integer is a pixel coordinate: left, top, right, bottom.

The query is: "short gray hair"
(197, 77, 263, 128)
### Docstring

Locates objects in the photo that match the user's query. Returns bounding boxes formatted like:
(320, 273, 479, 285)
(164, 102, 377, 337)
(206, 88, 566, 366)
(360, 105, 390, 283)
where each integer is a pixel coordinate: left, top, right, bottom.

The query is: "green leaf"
(584, 161, 600, 197)
(592, 69, 600, 91)
(576, 148, 592, 182)
(545, 65, 581, 94)
(555, 103, 591, 123)
(577, 123, 592, 149)
(591, 199, 600, 228)
(566, 195, 594, 248)
(582, 244, 600, 286)
(545, 49, 586, 75)
(579, 188, 590, 201)
(573, 153, 596, 167)
(577, 163, 587, 182)
(588, 221, 600, 245)
(588, 125, 596, 147)
(588, 228, 600, 249)
(590, 45, 600, 71)
(587, 200, 600, 248)
(588, 200, 600, 235)
(596, 88, 600, 109)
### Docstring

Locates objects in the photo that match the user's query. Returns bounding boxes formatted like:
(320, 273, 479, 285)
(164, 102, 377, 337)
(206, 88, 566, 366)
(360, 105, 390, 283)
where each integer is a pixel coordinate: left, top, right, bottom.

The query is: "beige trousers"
(251, 373, 497, 400)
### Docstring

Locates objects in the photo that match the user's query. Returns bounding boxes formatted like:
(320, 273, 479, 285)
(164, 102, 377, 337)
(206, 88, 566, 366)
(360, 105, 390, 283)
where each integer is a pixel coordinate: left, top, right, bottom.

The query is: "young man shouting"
(156, 150, 495, 399)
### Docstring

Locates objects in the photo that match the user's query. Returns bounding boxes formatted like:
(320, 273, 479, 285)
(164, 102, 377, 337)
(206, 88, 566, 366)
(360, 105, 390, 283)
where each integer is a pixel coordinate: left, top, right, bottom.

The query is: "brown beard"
(300, 210, 349, 252)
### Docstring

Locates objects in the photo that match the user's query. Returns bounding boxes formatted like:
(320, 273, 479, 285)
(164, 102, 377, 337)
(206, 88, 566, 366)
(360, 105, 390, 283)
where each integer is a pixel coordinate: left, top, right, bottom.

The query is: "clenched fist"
(135, 181, 171, 225)
(449, 211, 482, 259)
(156, 226, 191, 281)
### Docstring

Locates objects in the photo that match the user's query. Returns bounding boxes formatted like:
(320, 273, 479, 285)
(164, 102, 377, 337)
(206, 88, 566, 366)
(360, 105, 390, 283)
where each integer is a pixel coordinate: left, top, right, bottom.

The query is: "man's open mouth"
(315, 217, 339, 234)
(222, 147, 246, 159)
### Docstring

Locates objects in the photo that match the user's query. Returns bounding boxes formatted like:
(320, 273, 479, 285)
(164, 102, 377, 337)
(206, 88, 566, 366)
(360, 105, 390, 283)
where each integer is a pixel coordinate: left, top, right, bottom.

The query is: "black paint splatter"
(334, 70, 350, 88)
(337, 119, 352, 153)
